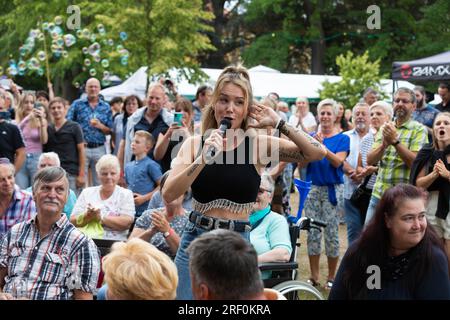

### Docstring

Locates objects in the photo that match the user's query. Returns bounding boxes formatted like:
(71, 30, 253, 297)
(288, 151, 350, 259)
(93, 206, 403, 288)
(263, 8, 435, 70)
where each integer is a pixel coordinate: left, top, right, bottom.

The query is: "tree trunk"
(304, 0, 326, 75)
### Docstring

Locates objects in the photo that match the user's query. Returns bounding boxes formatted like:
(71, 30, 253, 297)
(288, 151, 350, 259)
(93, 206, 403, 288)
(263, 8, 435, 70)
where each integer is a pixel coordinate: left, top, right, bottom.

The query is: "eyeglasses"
(394, 98, 412, 104)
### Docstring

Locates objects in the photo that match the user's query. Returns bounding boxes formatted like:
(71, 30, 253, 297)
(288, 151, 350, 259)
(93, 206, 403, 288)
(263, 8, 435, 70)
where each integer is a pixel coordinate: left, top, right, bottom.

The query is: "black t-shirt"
(44, 120, 84, 175)
(0, 121, 25, 163)
(435, 101, 449, 112)
(132, 113, 169, 162)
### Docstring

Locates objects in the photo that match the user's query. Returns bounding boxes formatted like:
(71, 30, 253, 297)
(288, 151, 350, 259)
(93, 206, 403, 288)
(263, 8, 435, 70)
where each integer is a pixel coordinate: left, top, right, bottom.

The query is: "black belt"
(85, 142, 104, 148)
(189, 211, 251, 233)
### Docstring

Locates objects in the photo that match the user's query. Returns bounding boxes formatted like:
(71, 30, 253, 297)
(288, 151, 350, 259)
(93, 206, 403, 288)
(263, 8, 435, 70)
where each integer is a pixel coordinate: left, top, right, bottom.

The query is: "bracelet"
(276, 119, 289, 136)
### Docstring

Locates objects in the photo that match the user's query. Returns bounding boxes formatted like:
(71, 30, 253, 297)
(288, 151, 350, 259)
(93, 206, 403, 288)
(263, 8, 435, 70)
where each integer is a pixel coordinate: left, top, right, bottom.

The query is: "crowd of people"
(0, 67, 449, 300)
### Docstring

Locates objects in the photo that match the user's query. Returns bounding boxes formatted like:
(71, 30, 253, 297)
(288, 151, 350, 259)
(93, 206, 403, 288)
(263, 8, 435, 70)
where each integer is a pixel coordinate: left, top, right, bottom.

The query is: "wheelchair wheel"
(272, 280, 324, 300)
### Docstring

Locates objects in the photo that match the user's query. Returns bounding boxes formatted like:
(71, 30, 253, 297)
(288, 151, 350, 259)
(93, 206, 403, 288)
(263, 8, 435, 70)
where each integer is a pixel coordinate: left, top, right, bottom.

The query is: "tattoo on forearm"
(187, 164, 200, 177)
(282, 123, 323, 150)
(279, 149, 306, 161)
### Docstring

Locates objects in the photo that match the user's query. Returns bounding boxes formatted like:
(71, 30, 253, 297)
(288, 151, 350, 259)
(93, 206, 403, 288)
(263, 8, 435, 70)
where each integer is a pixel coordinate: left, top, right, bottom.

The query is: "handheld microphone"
(205, 117, 232, 160)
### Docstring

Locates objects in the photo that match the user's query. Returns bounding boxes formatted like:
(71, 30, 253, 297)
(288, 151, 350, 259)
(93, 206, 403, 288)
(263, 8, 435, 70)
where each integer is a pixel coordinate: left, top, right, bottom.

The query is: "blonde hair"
(201, 65, 253, 134)
(16, 93, 37, 127)
(95, 154, 120, 174)
(103, 238, 178, 300)
(134, 130, 155, 147)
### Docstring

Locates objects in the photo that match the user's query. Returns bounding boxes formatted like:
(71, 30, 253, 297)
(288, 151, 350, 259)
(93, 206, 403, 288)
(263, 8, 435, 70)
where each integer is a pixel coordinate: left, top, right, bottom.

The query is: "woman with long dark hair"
(329, 184, 450, 299)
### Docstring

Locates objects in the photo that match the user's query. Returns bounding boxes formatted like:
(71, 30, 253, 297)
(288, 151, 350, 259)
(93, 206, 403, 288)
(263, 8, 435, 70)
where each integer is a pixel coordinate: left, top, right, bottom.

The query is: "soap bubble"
(74, 82, 80, 88)
(89, 68, 97, 76)
(42, 22, 49, 30)
(19, 46, 28, 57)
(51, 31, 59, 40)
(90, 34, 96, 42)
(37, 51, 46, 61)
(82, 47, 88, 55)
(56, 38, 64, 47)
(116, 45, 124, 52)
(101, 59, 109, 68)
(107, 39, 114, 46)
(18, 70, 25, 76)
(120, 56, 128, 65)
(97, 24, 105, 34)
(54, 16, 63, 25)
(29, 57, 40, 69)
(102, 79, 111, 86)
(18, 61, 27, 71)
(119, 32, 128, 41)
(53, 26, 63, 35)
(94, 55, 101, 63)
(103, 71, 110, 78)
(120, 49, 129, 58)
(38, 33, 45, 41)
(63, 34, 76, 47)
(48, 22, 55, 31)
(38, 68, 44, 76)
(84, 59, 91, 66)
(88, 42, 100, 56)
(7, 67, 18, 76)
(82, 28, 90, 38)
(62, 50, 69, 58)
(76, 30, 83, 38)
(29, 29, 39, 39)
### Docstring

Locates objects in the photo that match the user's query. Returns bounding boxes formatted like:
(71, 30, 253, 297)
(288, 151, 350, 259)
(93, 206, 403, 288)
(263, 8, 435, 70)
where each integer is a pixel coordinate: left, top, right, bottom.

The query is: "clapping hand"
(151, 210, 170, 233)
(86, 204, 101, 222)
(382, 122, 398, 145)
(434, 159, 450, 180)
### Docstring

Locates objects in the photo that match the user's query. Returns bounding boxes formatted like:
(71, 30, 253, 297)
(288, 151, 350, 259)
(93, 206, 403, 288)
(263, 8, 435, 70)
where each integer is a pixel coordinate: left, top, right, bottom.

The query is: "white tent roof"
(101, 66, 415, 102)
(248, 65, 281, 73)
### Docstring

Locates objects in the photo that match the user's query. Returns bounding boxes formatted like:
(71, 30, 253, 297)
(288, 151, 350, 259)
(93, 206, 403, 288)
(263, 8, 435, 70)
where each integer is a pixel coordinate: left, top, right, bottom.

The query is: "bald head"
(86, 78, 101, 100)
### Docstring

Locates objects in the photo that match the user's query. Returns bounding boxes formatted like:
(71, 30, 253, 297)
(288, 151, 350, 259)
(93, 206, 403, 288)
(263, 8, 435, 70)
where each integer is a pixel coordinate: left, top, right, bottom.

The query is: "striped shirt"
(0, 215, 100, 300)
(371, 119, 428, 199)
(0, 186, 36, 238)
(360, 130, 377, 190)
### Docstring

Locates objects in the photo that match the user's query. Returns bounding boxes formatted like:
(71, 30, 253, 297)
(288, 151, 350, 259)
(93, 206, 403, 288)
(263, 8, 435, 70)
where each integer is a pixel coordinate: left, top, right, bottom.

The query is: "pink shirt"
(18, 115, 42, 154)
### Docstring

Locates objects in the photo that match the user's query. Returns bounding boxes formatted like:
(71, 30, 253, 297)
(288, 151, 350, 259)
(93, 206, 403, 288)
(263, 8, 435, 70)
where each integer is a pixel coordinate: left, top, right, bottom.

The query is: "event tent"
(392, 51, 450, 81)
(101, 66, 414, 102)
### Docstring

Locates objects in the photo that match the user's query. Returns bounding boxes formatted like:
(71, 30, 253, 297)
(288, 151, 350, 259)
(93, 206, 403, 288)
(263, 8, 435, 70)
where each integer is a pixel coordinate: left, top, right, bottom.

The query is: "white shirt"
(343, 129, 368, 199)
(72, 185, 136, 240)
(288, 112, 317, 132)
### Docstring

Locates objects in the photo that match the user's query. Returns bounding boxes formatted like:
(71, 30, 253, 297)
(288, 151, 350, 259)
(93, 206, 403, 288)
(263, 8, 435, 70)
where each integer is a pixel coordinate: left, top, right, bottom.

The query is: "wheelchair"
(258, 216, 327, 300)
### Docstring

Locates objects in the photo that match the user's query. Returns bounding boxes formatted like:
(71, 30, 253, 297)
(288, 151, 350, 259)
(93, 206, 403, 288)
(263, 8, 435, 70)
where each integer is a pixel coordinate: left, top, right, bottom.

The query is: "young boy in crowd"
(125, 130, 162, 217)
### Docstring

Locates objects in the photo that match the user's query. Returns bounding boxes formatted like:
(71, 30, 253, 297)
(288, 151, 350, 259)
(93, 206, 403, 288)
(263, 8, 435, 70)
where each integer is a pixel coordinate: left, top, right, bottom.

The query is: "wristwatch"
(392, 140, 400, 146)
(163, 230, 171, 238)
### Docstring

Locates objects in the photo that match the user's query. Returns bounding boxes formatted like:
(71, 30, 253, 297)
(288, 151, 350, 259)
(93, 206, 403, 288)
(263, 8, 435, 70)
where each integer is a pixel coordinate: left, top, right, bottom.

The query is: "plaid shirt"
(372, 119, 428, 199)
(0, 215, 100, 300)
(0, 186, 36, 238)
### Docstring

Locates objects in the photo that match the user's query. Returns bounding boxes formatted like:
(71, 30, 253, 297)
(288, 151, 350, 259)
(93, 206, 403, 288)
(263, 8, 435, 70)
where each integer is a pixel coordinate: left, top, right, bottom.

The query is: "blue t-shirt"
(125, 156, 163, 216)
(306, 132, 350, 186)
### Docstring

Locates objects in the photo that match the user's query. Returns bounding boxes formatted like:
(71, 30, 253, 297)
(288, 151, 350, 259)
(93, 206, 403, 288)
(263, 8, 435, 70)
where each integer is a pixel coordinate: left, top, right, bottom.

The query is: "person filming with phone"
(154, 98, 194, 173)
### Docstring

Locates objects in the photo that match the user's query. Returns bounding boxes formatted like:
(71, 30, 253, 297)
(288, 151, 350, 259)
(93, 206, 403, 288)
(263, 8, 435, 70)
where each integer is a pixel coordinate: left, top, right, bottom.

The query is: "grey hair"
(0, 162, 15, 176)
(394, 87, 416, 105)
(317, 98, 339, 117)
(32, 166, 69, 196)
(369, 101, 393, 120)
(363, 87, 379, 98)
(95, 154, 121, 174)
(38, 152, 60, 167)
(352, 102, 370, 118)
(260, 173, 275, 194)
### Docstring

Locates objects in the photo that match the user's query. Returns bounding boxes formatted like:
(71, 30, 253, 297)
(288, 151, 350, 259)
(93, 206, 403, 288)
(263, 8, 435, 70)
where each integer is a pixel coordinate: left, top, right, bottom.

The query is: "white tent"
(101, 66, 415, 102)
(101, 67, 148, 101)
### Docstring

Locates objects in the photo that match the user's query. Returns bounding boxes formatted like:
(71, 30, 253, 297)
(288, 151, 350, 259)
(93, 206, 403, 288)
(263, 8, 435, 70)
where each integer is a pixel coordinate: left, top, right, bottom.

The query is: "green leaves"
(319, 51, 387, 108)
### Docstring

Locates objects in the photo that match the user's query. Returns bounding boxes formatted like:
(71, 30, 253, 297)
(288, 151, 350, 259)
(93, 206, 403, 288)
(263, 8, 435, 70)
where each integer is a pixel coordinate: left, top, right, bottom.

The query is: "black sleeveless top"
(191, 136, 261, 214)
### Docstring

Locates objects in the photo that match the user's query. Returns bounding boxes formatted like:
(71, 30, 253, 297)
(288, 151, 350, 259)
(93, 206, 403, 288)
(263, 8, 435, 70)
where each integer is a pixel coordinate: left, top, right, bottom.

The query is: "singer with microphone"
(162, 65, 327, 300)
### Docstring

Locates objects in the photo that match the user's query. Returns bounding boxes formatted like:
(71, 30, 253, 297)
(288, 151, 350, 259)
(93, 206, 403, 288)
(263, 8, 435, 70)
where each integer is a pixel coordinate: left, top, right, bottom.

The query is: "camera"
(34, 102, 44, 109)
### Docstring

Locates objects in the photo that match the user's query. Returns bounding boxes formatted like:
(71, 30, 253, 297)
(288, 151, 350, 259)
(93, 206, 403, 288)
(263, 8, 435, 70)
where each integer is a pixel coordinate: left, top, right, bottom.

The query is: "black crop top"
(191, 136, 261, 214)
